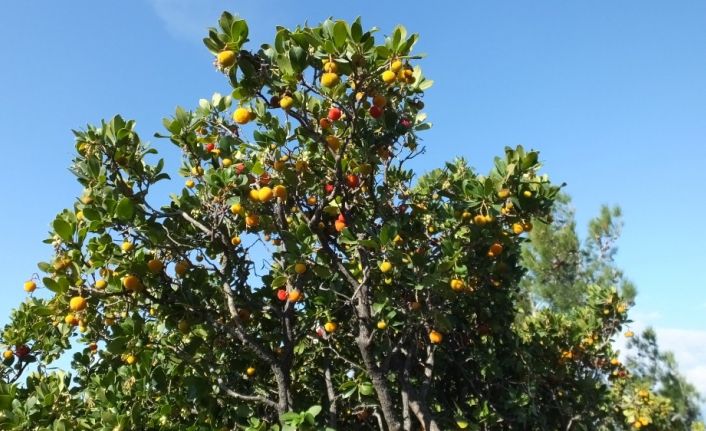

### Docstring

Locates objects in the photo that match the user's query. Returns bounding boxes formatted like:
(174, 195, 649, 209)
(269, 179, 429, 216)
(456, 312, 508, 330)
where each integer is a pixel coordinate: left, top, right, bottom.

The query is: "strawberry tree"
(0, 14, 643, 430)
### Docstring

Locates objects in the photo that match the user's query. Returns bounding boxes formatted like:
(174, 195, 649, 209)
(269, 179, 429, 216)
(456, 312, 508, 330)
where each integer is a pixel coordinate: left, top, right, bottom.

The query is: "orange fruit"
(69, 296, 87, 312)
(217, 50, 236, 68)
(321, 72, 340, 88)
(488, 242, 503, 257)
(288, 289, 302, 302)
(450, 278, 465, 292)
(122, 275, 143, 292)
(429, 330, 443, 344)
(175, 260, 190, 277)
(233, 108, 251, 125)
(147, 259, 164, 274)
(23, 280, 37, 293)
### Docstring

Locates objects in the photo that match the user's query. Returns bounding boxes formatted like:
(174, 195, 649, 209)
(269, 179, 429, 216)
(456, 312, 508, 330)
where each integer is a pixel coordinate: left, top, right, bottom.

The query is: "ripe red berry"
(324, 183, 334, 194)
(235, 163, 246, 174)
(328, 107, 342, 121)
(399, 118, 412, 129)
(205, 143, 215, 153)
(277, 289, 288, 301)
(346, 174, 360, 188)
(369, 105, 383, 119)
(337, 214, 346, 222)
(15, 345, 30, 359)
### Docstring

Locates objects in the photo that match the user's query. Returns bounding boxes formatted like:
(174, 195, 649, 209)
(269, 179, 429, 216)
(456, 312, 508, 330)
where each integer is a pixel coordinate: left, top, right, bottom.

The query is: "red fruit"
(369, 105, 383, 119)
(335, 214, 346, 232)
(205, 143, 215, 153)
(324, 183, 334, 194)
(399, 118, 412, 129)
(346, 174, 360, 188)
(277, 289, 288, 301)
(259, 173, 271, 185)
(316, 326, 326, 337)
(15, 345, 30, 359)
(235, 163, 246, 174)
(328, 107, 342, 121)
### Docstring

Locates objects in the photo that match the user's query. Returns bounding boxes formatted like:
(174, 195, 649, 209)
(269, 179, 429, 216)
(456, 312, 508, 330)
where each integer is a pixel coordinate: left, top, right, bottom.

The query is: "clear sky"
(1, 0, 705, 400)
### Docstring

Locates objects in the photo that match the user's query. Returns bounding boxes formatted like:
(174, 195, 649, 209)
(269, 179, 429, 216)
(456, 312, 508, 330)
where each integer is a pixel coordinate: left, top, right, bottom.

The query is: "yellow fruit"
(233, 107, 251, 125)
(245, 214, 260, 229)
(191, 166, 204, 176)
(121, 241, 134, 252)
(279, 95, 294, 110)
(390, 60, 403, 73)
(147, 259, 164, 274)
(294, 263, 307, 274)
(326, 135, 341, 151)
(377, 320, 387, 330)
(230, 203, 244, 215)
(429, 330, 443, 344)
(95, 279, 107, 290)
(323, 60, 338, 73)
(65, 314, 79, 326)
(512, 223, 524, 235)
(23, 280, 37, 293)
(324, 321, 338, 333)
(76, 210, 84, 221)
(610, 358, 620, 366)
(638, 389, 649, 398)
(222, 158, 232, 167)
(185, 179, 195, 188)
(450, 278, 465, 292)
(307, 196, 318, 205)
(3, 350, 13, 360)
(393, 234, 403, 245)
(217, 50, 237, 68)
(321, 72, 340, 88)
(125, 354, 137, 365)
(379, 261, 393, 273)
(616, 303, 627, 313)
(381, 70, 396, 84)
(295, 160, 308, 172)
(177, 319, 190, 334)
(230, 236, 241, 246)
(473, 214, 487, 226)
(497, 189, 510, 199)
(69, 296, 88, 312)
(523, 190, 532, 198)
(175, 260, 190, 277)
(273, 160, 286, 171)
(249, 189, 260, 202)
(258, 187, 274, 203)
(246, 367, 256, 377)
(288, 289, 302, 302)
(625, 330, 634, 338)
(122, 275, 143, 292)
(273, 185, 287, 200)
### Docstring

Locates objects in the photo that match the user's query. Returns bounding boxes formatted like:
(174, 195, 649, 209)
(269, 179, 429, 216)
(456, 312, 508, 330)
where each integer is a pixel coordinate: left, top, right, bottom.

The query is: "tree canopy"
(0, 14, 701, 431)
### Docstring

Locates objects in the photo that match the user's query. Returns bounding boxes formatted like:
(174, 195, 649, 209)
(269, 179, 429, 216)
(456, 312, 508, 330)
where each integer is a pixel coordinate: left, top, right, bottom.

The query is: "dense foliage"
(0, 14, 700, 430)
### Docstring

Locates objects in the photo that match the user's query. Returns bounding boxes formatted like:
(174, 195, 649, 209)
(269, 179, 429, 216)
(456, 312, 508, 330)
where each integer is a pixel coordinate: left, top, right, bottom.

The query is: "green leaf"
(333, 21, 348, 48)
(271, 276, 288, 289)
(115, 198, 135, 221)
(52, 218, 73, 242)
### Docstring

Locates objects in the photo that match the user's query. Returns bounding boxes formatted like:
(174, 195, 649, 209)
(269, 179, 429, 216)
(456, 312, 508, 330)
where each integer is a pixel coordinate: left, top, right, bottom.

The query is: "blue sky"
(1, 0, 705, 397)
